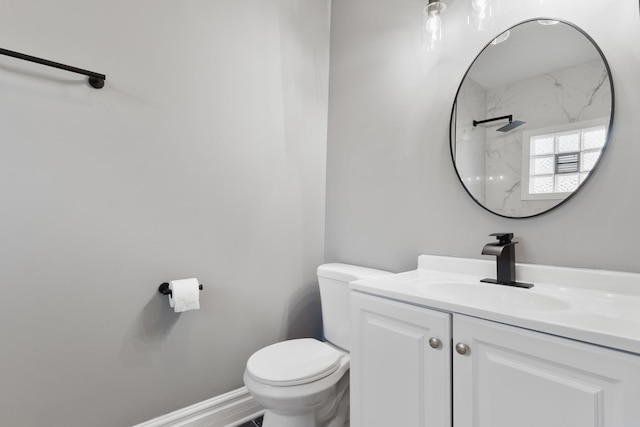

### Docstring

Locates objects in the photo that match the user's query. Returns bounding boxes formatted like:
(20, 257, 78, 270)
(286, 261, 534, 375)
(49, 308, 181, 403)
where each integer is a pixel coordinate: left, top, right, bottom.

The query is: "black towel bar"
(0, 47, 106, 89)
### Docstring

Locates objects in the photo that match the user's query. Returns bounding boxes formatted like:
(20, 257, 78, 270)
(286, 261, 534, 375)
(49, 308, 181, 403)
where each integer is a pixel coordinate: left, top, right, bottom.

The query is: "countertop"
(350, 255, 640, 355)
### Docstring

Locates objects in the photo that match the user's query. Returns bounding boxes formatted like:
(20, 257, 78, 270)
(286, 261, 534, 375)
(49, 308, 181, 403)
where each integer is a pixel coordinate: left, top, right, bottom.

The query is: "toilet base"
(261, 400, 349, 427)
(259, 378, 349, 427)
(261, 412, 350, 427)
(262, 411, 317, 427)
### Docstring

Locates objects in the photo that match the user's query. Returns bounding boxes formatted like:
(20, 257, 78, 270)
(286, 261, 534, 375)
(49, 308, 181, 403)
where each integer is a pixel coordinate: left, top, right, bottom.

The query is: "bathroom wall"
(0, 1, 330, 426)
(326, 0, 640, 273)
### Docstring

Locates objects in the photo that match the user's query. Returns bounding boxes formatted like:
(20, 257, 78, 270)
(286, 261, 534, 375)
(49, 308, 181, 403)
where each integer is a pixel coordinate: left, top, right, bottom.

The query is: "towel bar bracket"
(88, 76, 105, 89)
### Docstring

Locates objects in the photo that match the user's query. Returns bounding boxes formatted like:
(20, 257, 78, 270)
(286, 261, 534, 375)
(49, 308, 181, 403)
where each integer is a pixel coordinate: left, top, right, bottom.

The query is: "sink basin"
(409, 281, 572, 312)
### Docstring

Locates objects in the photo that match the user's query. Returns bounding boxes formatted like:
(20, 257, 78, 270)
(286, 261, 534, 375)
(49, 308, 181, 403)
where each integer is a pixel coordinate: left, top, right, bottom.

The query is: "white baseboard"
(133, 387, 264, 427)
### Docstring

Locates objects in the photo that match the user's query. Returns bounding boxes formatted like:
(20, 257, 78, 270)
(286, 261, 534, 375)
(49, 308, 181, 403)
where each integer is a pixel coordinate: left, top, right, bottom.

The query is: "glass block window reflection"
(528, 124, 606, 195)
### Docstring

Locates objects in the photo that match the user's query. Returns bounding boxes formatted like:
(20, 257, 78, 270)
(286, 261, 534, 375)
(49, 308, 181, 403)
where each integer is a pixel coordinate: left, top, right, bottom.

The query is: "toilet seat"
(246, 338, 342, 387)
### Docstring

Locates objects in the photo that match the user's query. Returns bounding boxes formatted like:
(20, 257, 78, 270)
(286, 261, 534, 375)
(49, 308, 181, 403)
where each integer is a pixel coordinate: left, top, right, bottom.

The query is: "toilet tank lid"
(317, 263, 393, 282)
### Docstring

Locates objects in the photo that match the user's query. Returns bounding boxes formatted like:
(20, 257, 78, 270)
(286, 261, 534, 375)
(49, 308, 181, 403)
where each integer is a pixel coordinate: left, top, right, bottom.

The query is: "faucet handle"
(489, 232, 514, 245)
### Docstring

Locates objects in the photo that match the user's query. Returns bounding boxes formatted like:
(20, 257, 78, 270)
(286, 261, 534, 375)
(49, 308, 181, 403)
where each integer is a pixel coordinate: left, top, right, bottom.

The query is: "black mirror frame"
(449, 18, 615, 219)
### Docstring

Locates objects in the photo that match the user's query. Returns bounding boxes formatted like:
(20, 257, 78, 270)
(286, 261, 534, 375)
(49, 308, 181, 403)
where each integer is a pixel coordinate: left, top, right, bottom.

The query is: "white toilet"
(243, 263, 392, 427)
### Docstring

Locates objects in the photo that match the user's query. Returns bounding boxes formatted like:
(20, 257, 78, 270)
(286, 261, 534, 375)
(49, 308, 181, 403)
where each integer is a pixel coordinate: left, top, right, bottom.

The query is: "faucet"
(480, 233, 533, 289)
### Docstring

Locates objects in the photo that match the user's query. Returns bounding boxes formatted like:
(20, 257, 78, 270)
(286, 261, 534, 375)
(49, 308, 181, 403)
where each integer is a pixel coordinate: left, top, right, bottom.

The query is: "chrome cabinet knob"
(455, 342, 469, 355)
(428, 337, 441, 349)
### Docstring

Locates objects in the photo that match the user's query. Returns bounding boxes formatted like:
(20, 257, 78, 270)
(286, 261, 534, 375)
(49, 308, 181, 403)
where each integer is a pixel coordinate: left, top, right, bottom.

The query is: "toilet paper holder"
(158, 282, 204, 297)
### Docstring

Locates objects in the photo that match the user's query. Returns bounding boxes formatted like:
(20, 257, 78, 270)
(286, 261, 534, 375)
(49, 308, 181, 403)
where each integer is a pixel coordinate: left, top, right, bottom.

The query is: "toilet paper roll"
(169, 278, 200, 313)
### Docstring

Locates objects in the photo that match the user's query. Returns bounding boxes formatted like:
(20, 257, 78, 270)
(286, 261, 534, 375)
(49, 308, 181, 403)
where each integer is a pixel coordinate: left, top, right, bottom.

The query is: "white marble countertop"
(350, 255, 640, 355)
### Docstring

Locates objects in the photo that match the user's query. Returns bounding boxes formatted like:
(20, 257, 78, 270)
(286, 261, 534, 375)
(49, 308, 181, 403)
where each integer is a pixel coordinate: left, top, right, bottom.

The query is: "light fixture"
(422, 0, 447, 52)
(468, 0, 496, 31)
(537, 19, 559, 25)
(491, 30, 510, 45)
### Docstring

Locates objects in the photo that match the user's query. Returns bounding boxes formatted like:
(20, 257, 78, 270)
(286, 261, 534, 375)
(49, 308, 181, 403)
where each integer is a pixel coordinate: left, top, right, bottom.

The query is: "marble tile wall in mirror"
(451, 19, 614, 218)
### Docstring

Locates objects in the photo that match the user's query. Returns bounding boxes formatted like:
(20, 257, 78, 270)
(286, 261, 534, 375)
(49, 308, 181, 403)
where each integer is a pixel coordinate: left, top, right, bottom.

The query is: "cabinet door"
(351, 292, 451, 427)
(453, 314, 640, 427)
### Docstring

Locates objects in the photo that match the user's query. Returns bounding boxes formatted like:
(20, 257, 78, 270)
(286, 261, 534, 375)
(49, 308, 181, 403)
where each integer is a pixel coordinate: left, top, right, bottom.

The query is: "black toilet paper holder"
(158, 282, 204, 297)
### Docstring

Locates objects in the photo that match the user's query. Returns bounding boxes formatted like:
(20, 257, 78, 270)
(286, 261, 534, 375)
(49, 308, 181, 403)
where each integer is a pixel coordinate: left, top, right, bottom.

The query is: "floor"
(238, 415, 263, 427)
(239, 414, 350, 426)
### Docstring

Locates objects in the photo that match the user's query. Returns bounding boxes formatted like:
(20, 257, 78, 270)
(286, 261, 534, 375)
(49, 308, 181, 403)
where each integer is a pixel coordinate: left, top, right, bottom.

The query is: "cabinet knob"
(428, 337, 441, 349)
(455, 342, 469, 355)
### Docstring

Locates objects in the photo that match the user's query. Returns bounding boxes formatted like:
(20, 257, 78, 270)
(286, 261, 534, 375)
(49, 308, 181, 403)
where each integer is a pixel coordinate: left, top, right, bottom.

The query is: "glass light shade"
(422, 2, 446, 51)
(468, 0, 495, 31)
(491, 30, 510, 45)
(472, 0, 490, 12)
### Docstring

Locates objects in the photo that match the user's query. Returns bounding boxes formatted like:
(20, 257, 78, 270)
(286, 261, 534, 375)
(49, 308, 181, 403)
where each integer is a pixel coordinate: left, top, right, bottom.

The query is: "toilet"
(243, 263, 392, 427)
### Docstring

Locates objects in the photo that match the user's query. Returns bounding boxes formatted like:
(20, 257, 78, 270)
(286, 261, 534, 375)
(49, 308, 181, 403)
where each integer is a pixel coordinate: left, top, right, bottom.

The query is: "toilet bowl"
(243, 339, 350, 427)
(243, 264, 392, 427)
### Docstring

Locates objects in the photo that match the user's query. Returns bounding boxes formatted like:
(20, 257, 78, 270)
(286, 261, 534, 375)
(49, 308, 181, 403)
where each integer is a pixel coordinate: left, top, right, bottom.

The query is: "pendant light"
(422, 0, 447, 51)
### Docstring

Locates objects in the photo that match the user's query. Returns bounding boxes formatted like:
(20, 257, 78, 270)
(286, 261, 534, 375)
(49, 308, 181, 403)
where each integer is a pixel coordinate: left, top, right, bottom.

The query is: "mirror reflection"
(450, 19, 614, 218)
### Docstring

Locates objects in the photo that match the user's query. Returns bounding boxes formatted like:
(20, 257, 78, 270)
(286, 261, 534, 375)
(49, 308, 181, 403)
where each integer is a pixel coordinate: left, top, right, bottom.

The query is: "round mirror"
(450, 19, 614, 218)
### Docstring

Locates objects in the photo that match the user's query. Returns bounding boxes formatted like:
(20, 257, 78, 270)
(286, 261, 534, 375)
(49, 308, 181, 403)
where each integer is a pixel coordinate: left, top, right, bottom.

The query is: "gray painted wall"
(0, 1, 329, 425)
(326, 0, 640, 274)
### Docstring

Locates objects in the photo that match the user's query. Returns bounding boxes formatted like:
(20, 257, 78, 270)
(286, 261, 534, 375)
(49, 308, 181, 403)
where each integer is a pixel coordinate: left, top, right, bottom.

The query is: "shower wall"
(483, 59, 611, 216)
(454, 77, 487, 204)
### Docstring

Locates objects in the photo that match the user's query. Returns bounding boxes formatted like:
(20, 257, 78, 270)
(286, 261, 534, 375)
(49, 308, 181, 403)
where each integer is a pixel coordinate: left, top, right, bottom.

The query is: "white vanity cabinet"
(351, 292, 640, 427)
(350, 292, 452, 427)
(454, 313, 640, 427)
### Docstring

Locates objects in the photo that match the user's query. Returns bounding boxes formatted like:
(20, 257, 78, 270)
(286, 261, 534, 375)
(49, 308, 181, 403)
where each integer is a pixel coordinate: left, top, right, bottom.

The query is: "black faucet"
(480, 233, 533, 289)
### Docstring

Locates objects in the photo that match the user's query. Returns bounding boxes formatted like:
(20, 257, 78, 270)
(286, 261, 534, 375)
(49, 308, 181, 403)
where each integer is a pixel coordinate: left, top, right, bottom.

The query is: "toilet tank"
(317, 263, 393, 351)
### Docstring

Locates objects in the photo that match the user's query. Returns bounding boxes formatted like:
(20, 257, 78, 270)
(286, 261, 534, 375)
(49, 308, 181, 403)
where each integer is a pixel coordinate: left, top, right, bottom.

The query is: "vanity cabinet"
(351, 292, 640, 427)
(350, 292, 452, 427)
(454, 314, 640, 427)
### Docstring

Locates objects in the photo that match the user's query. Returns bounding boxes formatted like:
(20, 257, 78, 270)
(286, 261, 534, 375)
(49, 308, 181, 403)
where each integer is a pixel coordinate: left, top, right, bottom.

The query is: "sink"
(409, 281, 572, 312)
(505, 291, 572, 311)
